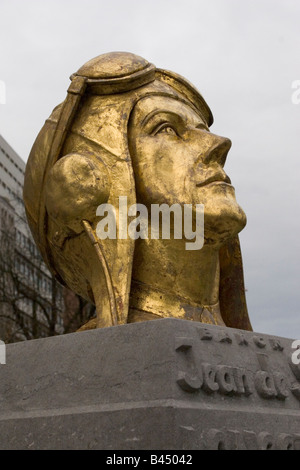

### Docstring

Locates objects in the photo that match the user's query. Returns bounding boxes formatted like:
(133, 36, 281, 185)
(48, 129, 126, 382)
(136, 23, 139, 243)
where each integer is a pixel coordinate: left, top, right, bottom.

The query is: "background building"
(0, 134, 64, 342)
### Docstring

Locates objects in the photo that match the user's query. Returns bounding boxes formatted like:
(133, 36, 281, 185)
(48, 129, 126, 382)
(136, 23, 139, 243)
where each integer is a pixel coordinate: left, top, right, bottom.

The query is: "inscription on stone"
(199, 428, 300, 450)
(0, 318, 298, 449)
(175, 327, 300, 404)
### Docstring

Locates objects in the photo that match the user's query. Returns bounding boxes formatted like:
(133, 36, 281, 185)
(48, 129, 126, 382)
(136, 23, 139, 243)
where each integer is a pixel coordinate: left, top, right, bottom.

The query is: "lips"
(196, 172, 232, 188)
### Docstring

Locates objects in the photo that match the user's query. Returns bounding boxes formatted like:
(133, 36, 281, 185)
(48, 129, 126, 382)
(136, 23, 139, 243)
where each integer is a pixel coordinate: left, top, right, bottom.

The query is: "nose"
(200, 133, 232, 167)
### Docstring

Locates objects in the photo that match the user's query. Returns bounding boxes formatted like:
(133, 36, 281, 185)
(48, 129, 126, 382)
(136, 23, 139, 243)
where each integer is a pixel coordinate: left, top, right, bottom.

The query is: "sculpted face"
(128, 96, 247, 245)
(24, 51, 252, 332)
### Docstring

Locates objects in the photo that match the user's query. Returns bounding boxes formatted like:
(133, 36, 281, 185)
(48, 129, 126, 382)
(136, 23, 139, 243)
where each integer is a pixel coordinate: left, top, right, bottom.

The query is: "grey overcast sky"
(0, 0, 299, 338)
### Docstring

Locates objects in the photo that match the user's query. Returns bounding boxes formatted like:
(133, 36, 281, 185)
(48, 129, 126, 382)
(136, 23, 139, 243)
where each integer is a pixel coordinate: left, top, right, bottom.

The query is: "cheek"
(134, 138, 196, 177)
(132, 138, 198, 203)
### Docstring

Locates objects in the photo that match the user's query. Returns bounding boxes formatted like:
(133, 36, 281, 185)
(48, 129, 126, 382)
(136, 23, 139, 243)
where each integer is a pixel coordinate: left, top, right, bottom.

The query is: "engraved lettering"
(253, 336, 266, 349)
(202, 362, 219, 393)
(216, 365, 237, 394)
(293, 435, 300, 450)
(257, 432, 274, 450)
(277, 433, 294, 450)
(176, 342, 292, 401)
(232, 367, 254, 396)
(175, 337, 193, 351)
(255, 371, 277, 398)
(234, 333, 249, 346)
(290, 383, 300, 400)
(218, 331, 232, 344)
(269, 338, 284, 352)
(176, 370, 202, 392)
(175, 337, 203, 392)
(206, 429, 227, 450)
(273, 372, 289, 400)
(198, 328, 213, 341)
(203, 429, 300, 450)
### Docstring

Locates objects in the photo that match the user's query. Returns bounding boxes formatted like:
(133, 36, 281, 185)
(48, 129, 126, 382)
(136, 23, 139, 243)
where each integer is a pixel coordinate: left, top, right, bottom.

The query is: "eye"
(153, 123, 178, 136)
(159, 126, 177, 135)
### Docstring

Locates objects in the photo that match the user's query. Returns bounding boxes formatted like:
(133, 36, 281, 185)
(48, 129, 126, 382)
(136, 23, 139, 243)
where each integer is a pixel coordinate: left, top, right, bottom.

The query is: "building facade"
(0, 135, 24, 202)
(0, 134, 64, 342)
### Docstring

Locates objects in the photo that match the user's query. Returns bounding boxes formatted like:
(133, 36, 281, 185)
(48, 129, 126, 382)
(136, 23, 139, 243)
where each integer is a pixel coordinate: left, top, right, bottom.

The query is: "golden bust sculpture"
(23, 52, 252, 332)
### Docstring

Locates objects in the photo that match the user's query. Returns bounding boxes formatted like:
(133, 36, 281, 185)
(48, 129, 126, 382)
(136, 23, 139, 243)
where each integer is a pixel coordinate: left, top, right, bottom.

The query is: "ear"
(45, 152, 110, 237)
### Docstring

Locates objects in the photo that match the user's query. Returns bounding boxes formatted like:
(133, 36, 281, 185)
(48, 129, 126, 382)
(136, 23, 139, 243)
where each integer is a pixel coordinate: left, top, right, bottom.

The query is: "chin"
(202, 199, 247, 247)
(192, 183, 246, 245)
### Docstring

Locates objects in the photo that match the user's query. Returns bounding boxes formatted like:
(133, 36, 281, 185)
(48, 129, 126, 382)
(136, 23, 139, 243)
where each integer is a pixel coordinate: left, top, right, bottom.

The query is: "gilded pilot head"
(23, 52, 251, 331)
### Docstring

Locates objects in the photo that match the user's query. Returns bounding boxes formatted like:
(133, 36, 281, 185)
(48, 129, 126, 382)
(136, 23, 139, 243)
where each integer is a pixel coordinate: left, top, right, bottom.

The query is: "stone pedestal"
(0, 318, 300, 449)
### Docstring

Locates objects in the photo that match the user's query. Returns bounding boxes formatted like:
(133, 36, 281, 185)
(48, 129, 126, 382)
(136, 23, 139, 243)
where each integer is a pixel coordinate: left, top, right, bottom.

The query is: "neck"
(128, 238, 225, 326)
